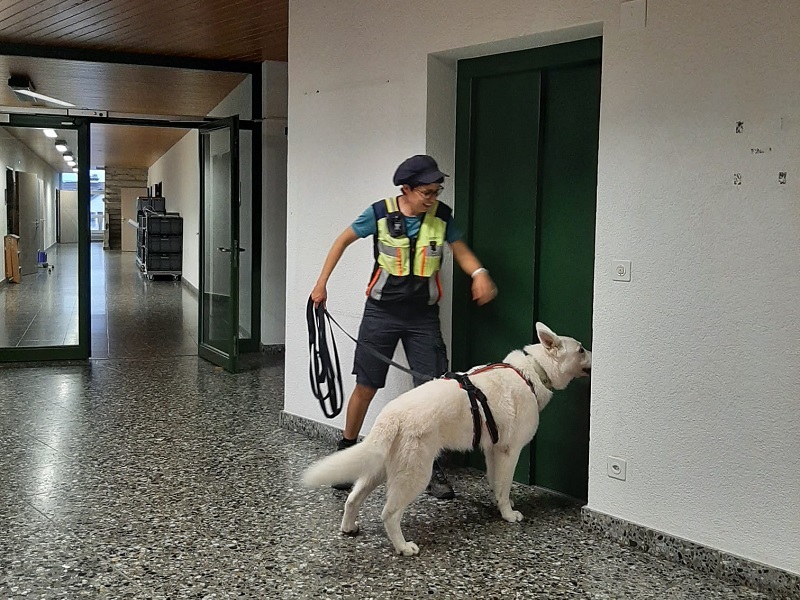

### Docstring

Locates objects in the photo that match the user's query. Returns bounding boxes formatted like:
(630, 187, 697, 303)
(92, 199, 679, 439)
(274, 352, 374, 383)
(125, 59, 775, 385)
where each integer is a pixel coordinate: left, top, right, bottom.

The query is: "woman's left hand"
(472, 271, 498, 305)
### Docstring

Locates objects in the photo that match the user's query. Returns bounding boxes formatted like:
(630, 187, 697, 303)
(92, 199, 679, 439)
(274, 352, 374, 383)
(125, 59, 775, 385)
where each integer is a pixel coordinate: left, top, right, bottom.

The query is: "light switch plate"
(612, 260, 631, 282)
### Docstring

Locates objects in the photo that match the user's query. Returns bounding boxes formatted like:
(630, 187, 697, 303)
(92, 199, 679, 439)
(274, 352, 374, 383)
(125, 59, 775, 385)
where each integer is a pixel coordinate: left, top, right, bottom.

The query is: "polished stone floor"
(89, 246, 197, 359)
(0, 244, 197, 356)
(0, 353, 781, 599)
(0, 247, 784, 599)
(0, 243, 79, 347)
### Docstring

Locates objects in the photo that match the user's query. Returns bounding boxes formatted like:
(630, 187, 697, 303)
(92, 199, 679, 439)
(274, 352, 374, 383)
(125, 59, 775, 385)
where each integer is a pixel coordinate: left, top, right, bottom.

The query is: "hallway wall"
(0, 127, 60, 243)
(284, 0, 800, 575)
(148, 63, 288, 346)
(148, 131, 199, 284)
(105, 167, 148, 250)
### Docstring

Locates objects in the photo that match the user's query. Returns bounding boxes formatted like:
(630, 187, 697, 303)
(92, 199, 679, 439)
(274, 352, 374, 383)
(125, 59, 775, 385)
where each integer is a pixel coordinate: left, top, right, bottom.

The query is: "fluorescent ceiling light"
(67, 160, 76, 167)
(14, 89, 76, 108)
(72, 167, 78, 173)
(8, 75, 76, 108)
(43, 129, 57, 138)
(62, 152, 74, 162)
(54, 140, 68, 152)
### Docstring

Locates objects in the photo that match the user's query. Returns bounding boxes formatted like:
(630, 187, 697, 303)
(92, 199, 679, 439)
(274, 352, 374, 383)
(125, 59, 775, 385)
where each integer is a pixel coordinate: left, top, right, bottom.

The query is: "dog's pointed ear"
(536, 322, 561, 352)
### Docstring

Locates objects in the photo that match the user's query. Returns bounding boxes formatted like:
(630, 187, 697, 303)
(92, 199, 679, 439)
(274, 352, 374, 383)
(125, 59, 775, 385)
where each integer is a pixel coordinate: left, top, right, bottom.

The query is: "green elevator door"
(453, 39, 601, 500)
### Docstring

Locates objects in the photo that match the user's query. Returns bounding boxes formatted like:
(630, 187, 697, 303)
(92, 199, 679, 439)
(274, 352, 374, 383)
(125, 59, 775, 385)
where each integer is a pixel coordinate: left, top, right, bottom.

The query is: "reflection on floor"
(0, 243, 78, 347)
(1, 243, 198, 356)
(91, 245, 197, 359)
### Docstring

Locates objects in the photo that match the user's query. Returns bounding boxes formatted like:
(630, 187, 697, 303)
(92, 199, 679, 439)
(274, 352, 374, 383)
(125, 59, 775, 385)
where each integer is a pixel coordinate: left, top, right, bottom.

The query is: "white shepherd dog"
(302, 322, 592, 555)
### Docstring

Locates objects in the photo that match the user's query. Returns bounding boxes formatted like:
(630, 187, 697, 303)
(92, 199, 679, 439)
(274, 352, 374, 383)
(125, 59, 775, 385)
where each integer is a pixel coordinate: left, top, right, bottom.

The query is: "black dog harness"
(444, 363, 538, 449)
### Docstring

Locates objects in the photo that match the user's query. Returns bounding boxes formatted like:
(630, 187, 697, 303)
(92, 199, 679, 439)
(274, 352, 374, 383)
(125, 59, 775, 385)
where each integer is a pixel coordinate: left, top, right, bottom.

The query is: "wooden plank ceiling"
(0, 0, 287, 62)
(0, 0, 287, 170)
(3, 124, 194, 173)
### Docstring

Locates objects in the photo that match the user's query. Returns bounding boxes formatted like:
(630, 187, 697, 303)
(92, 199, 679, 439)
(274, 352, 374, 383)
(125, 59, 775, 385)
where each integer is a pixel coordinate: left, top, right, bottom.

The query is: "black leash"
(307, 297, 345, 418)
(307, 297, 435, 419)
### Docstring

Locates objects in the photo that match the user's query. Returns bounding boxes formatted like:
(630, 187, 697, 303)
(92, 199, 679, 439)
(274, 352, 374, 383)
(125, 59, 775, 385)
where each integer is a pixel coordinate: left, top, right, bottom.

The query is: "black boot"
(427, 459, 455, 500)
(331, 437, 356, 491)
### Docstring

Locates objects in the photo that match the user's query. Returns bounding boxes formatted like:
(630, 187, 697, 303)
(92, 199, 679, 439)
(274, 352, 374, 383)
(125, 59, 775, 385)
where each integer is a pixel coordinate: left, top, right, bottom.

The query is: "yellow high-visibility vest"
(366, 196, 449, 304)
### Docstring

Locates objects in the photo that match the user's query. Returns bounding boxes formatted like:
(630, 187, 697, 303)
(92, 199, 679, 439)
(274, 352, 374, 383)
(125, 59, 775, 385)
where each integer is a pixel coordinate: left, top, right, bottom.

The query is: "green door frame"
(452, 37, 602, 489)
(0, 114, 91, 362)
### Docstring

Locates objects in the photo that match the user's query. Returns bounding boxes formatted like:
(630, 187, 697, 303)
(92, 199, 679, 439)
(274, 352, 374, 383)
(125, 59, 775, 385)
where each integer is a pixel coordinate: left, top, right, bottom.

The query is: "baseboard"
(181, 277, 198, 297)
(278, 410, 353, 447)
(581, 508, 799, 599)
(260, 344, 285, 356)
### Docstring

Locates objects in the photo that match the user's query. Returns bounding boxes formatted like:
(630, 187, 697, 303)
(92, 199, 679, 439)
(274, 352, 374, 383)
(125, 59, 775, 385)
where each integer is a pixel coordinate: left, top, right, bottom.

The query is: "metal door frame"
(198, 116, 241, 372)
(0, 114, 91, 362)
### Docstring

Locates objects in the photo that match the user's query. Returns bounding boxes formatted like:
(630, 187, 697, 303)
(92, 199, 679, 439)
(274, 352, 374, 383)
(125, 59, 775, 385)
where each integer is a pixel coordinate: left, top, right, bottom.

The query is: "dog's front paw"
(340, 523, 359, 536)
(501, 510, 524, 523)
(395, 541, 419, 556)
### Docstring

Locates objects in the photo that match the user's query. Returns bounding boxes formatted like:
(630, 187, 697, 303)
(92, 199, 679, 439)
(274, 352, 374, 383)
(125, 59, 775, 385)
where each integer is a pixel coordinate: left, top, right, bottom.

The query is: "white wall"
(147, 70, 288, 347)
(148, 129, 200, 285)
(286, 0, 800, 575)
(261, 61, 288, 345)
(0, 128, 60, 244)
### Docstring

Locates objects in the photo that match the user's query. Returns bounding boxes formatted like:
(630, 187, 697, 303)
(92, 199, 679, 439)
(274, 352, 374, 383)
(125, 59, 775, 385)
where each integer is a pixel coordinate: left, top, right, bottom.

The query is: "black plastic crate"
(147, 215, 183, 235)
(137, 196, 166, 214)
(146, 254, 182, 272)
(146, 236, 182, 253)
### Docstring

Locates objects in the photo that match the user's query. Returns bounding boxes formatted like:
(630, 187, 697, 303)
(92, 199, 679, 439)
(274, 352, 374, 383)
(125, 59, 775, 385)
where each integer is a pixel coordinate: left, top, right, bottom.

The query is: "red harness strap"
(467, 363, 538, 397)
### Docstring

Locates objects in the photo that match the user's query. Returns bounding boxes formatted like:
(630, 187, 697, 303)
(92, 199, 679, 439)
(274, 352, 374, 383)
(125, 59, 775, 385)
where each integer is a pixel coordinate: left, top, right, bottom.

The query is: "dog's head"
(517, 322, 592, 388)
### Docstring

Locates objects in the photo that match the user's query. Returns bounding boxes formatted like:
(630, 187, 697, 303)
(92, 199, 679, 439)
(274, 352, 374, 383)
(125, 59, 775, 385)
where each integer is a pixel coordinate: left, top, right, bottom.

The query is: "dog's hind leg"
(341, 473, 384, 535)
(381, 463, 431, 556)
(489, 445, 524, 523)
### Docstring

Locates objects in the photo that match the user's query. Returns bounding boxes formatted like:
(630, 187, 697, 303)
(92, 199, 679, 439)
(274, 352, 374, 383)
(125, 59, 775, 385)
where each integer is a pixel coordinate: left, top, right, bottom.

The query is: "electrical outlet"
(608, 457, 627, 481)
(612, 260, 631, 282)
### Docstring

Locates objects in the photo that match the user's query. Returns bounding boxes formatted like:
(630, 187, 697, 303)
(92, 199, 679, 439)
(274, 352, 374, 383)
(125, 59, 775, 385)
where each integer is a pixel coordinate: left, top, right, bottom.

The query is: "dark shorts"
(353, 299, 449, 389)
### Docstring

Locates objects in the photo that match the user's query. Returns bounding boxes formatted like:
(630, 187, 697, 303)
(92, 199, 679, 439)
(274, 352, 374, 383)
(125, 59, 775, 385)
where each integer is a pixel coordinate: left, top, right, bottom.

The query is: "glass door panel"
(198, 117, 240, 372)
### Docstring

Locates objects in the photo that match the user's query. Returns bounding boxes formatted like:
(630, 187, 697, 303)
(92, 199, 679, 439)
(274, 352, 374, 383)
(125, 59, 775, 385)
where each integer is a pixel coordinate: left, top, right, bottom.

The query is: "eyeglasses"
(415, 186, 444, 199)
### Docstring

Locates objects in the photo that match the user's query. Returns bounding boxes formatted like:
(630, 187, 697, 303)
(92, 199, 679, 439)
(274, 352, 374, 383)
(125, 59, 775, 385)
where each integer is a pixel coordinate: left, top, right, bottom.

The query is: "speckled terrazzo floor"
(0, 246, 787, 598)
(0, 353, 783, 600)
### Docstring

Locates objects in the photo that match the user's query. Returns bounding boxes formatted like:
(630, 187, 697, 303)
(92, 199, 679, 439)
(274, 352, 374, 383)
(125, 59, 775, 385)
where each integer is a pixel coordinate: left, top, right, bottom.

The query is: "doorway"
(83, 118, 255, 371)
(0, 114, 259, 371)
(452, 38, 601, 500)
(0, 117, 90, 360)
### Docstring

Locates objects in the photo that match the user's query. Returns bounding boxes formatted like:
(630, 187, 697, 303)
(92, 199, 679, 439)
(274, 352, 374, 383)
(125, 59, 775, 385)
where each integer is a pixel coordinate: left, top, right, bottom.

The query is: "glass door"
(198, 116, 240, 372)
(0, 115, 90, 362)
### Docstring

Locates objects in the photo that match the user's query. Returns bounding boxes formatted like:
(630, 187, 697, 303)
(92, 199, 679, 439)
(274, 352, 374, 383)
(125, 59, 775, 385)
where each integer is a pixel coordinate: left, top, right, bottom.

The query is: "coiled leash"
(307, 297, 435, 419)
(307, 297, 344, 418)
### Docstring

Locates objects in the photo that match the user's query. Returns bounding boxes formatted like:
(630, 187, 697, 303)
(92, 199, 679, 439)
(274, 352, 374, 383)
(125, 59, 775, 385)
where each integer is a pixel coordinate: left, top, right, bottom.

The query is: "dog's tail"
(301, 418, 398, 488)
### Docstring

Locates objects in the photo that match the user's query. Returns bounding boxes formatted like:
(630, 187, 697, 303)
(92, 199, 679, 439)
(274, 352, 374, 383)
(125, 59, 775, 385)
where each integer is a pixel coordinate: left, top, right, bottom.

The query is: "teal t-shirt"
(350, 205, 463, 243)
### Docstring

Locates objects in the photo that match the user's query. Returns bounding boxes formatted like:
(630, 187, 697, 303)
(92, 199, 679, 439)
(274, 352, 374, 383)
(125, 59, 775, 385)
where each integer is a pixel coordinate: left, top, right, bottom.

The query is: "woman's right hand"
(310, 282, 328, 307)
